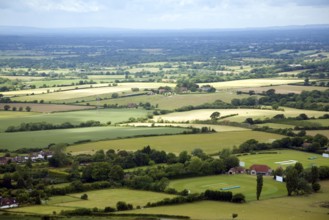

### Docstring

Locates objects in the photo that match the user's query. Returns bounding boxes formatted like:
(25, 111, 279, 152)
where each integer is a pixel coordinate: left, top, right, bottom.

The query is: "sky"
(0, 0, 329, 29)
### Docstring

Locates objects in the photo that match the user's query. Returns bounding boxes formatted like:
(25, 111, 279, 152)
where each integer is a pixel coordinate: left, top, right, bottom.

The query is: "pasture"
(67, 130, 284, 155)
(126, 180, 329, 220)
(0, 126, 187, 150)
(237, 150, 329, 168)
(89, 92, 252, 110)
(154, 108, 326, 123)
(10, 189, 176, 215)
(169, 174, 286, 201)
(0, 109, 149, 132)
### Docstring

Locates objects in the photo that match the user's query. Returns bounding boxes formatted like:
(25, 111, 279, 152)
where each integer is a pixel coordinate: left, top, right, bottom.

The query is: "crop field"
(10, 189, 176, 215)
(154, 108, 326, 123)
(237, 150, 329, 168)
(238, 84, 328, 94)
(126, 180, 329, 220)
(89, 92, 252, 110)
(307, 130, 329, 138)
(126, 123, 250, 132)
(0, 103, 95, 113)
(199, 78, 304, 90)
(67, 130, 284, 155)
(271, 119, 329, 128)
(0, 126, 187, 150)
(259, 123, 295, 129)
(10, 82, 174, 102)
(0, 109, 149, 132)
(169, 174, 286, 201)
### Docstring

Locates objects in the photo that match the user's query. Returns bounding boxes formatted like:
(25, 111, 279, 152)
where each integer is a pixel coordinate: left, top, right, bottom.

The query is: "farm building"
(0, 157, 10, 165)
(249, 164, 272, 176)
(228, 166, 246, 174)
(0, 197, 18, 209)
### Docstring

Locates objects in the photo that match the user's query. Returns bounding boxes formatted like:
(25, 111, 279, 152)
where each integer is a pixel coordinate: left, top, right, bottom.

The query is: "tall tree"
(286, 167, 299, 196)
(256, 174, 263, 200)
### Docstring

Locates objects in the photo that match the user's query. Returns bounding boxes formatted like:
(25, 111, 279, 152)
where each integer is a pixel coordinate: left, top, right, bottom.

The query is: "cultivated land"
(169, 174, 286, 201)
(0, 126, 187, 150)
(307, 130, 329, 138)
(125, 180, 329, 220)
(67, 130, 284, 155)
(0, 103, 95, 113)
(199, 78, 304, 90)
(154, 108, 327, 123)
(237, 150, 329, 168)
(238, 84, 328, 94)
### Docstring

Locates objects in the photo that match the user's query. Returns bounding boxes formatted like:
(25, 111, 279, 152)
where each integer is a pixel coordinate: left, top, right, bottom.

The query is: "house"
(228, 166, 245, 175)
(0, 197, 18, 209)
(29, 151, 53, 161)
(12, 156, 28, 163)
(0, 157, 10, 165)
(249, 164, 272, 176)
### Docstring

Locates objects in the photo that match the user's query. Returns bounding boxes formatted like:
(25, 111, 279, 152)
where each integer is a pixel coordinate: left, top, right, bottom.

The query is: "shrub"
(81, 193, 88, 200)
(116, 201, 133, 211)
(104, 206, 116, 212)
(231, 193, 245, 203)
(312, 182, 321, 192)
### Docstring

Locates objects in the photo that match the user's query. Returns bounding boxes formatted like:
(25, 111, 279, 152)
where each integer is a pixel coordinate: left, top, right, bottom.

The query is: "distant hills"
(0, 24, 329, 36)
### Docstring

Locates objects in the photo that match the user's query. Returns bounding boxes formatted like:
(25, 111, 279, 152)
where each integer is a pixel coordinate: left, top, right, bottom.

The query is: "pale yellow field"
(199, 79, 304, 90)
(10, 82, 175, 101)
(238, 84, 328, 94)
(154, 108, 326, 123)
(125, 123, 250, 132)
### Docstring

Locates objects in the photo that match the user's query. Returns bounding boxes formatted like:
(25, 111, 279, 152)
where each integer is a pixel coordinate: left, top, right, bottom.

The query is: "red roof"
(250, 164, 271, 173)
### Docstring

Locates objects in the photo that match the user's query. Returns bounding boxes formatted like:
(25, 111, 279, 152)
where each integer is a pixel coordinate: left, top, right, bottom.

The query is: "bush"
(81, 193, 88, 200)
(104, 206, 116, 212)
(312, 182, 321, 192)
(116, 201, 133, 211)
(231, 193, 245, 203)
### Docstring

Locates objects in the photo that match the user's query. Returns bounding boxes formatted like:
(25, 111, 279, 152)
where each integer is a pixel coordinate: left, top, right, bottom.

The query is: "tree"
(4, 104, 10, 111)
(310, 166, 319, 184)
(81, 194, 88, 200)
(210, 111, 220, 120)
(232, 213, 238, 219)
(111, 93, 119, 98)
(294, 162, 304, 174)
(231, 193, 245, 203)
(48, 144, 70, 167)
(256, 174, 263, 200)
(178, 151, 190, 163)
(286, 167, 299, 196)
(25, 106, 31, 112)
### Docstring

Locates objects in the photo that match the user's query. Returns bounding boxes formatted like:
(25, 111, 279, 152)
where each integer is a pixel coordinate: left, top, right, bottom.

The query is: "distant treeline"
(5, 120, 102, 132)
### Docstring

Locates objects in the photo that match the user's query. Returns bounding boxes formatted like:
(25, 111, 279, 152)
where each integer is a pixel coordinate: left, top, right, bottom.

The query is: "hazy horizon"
(1, 0, 329, 30)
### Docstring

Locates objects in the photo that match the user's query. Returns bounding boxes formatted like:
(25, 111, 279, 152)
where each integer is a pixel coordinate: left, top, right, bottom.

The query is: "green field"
(126, 180, 329, 220)
(0, 109, 148, 132)
(10, 188, 176, 215)
(238, 84, 327, 94)
(67, 130, 284, 155)
(169, 174, 286, 201)
(260, 123, 295, 129)
(89, 92, 252, 110)
(237, 150, 329, 168)
(0, 126, 187, 150)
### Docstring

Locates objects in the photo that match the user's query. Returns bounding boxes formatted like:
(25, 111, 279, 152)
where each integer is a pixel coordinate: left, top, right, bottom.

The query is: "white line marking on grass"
(275, 160, 297, 165)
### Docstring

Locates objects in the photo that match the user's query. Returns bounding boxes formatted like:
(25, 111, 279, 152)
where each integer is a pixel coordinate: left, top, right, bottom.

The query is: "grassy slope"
(0, 109, 148, 132)
(67, 130, 284, 155)
(169, 174, 286, 201)
(126, 180, 329, 220)
(237, 149, 329, 168)
(0, 126, 187, 150)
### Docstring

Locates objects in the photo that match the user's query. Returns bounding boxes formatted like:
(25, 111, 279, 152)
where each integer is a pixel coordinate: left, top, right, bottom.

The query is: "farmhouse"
(249, 164, 272, 176)
(0, 197, 18, 209)
(228, 166, 246, 174)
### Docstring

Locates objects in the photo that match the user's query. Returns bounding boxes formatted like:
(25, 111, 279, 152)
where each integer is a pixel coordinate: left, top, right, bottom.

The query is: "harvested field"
(238, 84, 328, 94)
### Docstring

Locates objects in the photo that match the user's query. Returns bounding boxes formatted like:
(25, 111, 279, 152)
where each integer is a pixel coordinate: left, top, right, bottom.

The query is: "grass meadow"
(0, 103, 95, 113)
(238, 84, 328, 94)
(67, 130, 284, 155)
(9, 189, 176, 215)
(307, 130, 329, 138)
(237, 150, 329, 168)
(0, 126, 187, 150)
(125, 181, 329, 220)
(169, 174, 287, 201)
(0, 109, 149, 132)
(89, 92, 252, 110)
